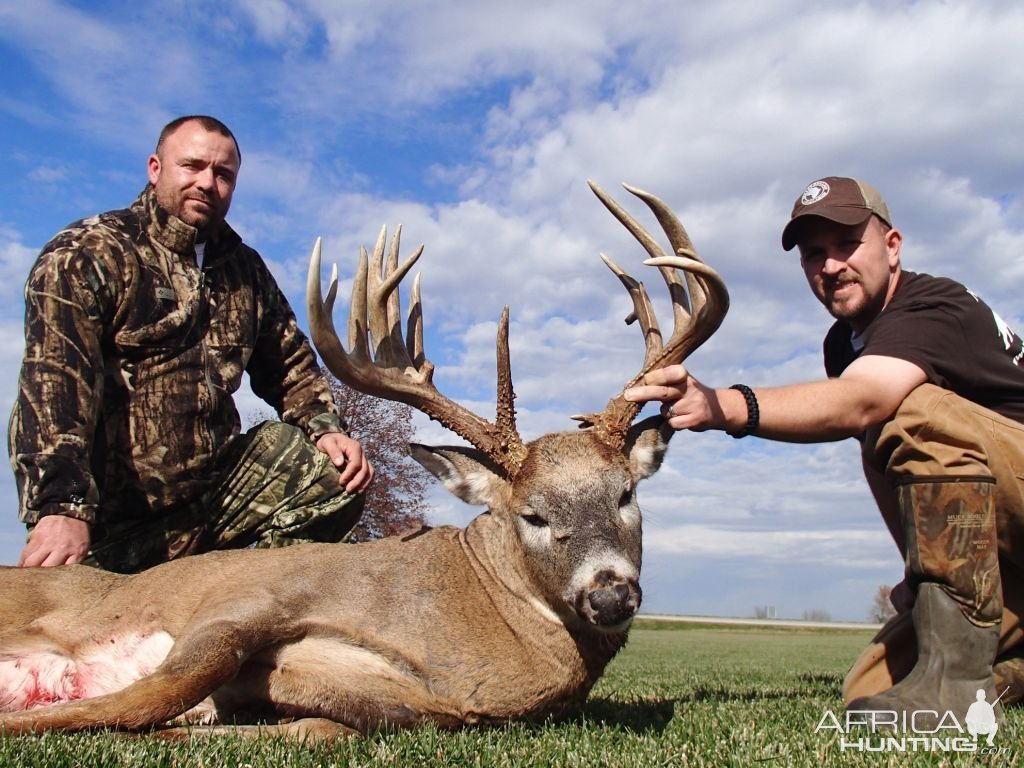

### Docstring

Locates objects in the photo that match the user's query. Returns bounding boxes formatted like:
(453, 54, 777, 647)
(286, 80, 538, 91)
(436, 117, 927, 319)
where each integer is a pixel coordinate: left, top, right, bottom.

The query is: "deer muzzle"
(578, 569, 642, 628)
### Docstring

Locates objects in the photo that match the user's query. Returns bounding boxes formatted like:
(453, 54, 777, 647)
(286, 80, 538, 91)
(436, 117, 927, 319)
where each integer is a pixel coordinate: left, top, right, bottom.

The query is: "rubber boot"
(994, 647, 1024, 706)
(847, 478, 1002, 728)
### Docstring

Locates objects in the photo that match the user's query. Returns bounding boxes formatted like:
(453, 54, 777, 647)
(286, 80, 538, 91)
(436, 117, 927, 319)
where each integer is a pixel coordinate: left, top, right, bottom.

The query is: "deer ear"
(410, 444, 510, 507)
(623, 416, 676, 481)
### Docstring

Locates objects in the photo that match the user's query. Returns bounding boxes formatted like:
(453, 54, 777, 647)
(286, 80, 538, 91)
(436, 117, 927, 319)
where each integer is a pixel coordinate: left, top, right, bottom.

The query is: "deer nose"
(580, 570, 642, 627)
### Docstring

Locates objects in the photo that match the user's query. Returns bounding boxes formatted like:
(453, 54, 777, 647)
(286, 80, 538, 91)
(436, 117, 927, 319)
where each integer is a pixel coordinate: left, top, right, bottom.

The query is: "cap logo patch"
(800, 180, 830, 206)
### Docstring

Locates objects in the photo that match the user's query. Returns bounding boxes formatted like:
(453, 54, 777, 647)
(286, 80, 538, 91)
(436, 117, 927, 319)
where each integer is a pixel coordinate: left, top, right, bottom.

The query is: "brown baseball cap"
(781, 176, 892, 251)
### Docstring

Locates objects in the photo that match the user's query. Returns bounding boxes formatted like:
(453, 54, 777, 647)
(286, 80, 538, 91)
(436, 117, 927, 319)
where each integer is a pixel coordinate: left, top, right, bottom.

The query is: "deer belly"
(0, 631, 174, 711)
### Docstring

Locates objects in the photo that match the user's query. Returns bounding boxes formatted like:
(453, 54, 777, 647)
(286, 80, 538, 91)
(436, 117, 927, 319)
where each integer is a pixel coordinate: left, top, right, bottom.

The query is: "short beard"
(157, 190, 222, 240)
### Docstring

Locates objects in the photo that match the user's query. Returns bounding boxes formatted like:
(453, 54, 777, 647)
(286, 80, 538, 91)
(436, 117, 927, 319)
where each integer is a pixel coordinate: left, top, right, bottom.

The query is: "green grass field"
(2, 620, 1018, 767)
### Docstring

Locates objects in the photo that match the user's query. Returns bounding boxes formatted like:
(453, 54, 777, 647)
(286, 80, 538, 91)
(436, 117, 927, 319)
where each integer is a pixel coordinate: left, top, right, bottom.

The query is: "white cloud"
(26, 164, 68, 184)
(646, 523, 891, 569)
(234, 0, 314, 46)
(0, 226, 35, 304)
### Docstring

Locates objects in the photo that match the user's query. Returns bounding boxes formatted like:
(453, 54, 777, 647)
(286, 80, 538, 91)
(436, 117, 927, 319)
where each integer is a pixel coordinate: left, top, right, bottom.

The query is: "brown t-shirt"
(824, 271, 1024, 424)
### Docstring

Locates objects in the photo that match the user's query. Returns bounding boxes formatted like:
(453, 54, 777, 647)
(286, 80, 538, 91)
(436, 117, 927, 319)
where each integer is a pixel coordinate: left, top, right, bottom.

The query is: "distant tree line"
(870, 584, 897, 623)
(751, 583, 901, 624)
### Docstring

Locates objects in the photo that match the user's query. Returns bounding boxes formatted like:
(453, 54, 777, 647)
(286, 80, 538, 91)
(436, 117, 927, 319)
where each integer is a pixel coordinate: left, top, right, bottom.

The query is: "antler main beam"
(573, 181, 730, 449)
(307, 228, 528, 477)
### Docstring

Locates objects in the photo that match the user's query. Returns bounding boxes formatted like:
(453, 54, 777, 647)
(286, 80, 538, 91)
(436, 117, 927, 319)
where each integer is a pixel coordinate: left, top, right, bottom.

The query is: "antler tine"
(363, 226, 387, 356)
(573, 182, 730, 450)
(406, 272, 428, 373)
(622, 182, 711, 335)
(311, 238, 342, 345)
(307, 234, 527, 478)
(308, 238, 362, 382)
(625, 183, 728, 380)
(348, 246, 370, 364)
(366, 227, 401, 369)
(589, 181, 692, 334)
(355, 224, 426, 375)
(495, 306, 527, 467)
(599, 253, 662, 366)
(638, 252, 728, 377)
(385, 225, 403, 334)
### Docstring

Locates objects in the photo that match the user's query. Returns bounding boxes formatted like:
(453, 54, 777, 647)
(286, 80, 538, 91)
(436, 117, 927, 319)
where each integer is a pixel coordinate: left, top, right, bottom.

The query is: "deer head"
(307, 181, 728, 632)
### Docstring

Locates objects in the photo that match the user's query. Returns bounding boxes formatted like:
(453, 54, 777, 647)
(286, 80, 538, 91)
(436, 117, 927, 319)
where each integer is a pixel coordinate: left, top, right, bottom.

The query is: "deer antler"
(307, 227, 528, 477)
(572, 181, 730, 449)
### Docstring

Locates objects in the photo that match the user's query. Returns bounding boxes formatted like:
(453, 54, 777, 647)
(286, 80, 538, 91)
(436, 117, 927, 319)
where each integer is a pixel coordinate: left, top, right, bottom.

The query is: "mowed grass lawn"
(3, 620, 1019, 767)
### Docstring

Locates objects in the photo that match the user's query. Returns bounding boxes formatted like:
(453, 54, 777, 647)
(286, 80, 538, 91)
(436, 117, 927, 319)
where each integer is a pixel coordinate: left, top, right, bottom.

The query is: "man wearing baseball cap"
(625, 176, 1024, 724)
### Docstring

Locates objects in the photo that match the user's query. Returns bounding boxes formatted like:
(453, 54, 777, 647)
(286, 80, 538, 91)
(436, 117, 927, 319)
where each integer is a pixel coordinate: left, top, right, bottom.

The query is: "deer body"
(0, 428, 663, 736)
(0, 183, 726, 739)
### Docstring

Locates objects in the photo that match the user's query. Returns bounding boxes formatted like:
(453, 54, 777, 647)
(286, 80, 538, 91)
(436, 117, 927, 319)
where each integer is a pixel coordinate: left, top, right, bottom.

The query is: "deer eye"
(618, 487, 633, 508)
(521, 513, 548, 528)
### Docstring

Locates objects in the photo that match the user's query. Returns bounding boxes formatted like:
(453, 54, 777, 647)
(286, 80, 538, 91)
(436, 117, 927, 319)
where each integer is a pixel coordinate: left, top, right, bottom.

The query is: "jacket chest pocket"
(113, 260, 209, 346)
(201, 280, 257, 386)
(203, 279, 257, 352)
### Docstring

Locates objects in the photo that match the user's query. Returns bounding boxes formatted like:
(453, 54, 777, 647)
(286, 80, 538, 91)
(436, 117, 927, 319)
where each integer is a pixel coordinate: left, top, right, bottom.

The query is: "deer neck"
(460, 514, 562, 628)
(460, 514, 630, 688)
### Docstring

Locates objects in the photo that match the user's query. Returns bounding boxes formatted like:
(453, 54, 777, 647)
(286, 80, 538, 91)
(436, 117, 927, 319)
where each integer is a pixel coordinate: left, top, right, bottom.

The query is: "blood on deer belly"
(0, 631, 174, 711)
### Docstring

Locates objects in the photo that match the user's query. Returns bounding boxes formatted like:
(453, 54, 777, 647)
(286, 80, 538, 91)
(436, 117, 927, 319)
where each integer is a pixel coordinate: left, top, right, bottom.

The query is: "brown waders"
(84, 421, 364, 573)
(844, 385, 1024, 722)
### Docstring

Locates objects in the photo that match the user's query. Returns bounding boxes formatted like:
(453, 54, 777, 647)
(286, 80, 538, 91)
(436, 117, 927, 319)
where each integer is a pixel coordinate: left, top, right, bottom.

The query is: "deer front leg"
(0, 616, 263, 735)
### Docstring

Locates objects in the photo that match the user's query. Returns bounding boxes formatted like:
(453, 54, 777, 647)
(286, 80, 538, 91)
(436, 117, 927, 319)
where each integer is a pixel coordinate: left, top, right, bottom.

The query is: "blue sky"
(1, 0, 1022, 621)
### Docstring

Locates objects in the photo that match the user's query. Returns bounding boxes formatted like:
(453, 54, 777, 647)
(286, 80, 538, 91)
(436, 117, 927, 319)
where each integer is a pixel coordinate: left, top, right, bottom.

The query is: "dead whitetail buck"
(0, 182, 727, 741)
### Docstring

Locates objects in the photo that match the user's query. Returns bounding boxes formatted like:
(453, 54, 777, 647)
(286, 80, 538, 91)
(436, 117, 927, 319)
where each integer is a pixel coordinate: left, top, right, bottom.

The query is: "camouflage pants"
(844, 384, 1024, 702)
(86, 421, 364, 573)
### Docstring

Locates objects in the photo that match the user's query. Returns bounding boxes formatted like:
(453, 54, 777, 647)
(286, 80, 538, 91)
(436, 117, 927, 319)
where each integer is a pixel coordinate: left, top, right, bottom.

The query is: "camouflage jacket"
(9, 185, 345, 528)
